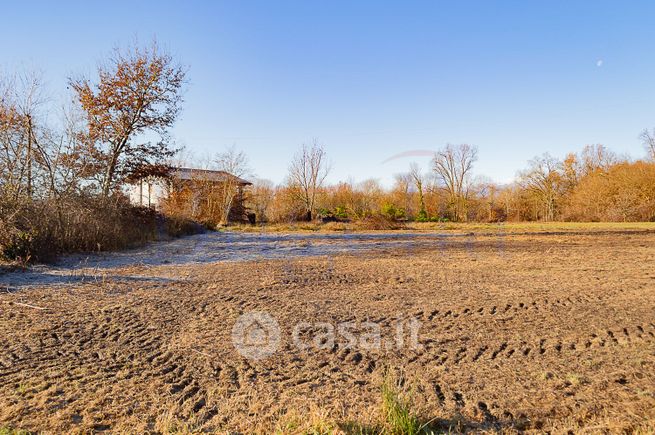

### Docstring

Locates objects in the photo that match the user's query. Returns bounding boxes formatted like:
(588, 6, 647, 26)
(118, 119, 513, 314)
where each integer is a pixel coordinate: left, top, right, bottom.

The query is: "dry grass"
(0, 195, 158, 263)
(225, 220, 655, 234)
(1, 230, 654, 432)
(0, 195, 206, 264)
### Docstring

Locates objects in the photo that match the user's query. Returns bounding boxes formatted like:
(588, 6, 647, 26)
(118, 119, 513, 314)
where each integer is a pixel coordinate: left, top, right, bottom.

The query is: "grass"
(378, 370, 442, 435)
(268, 371, 443, 435)
(0, 428, 30, 435)
(274, 409, 340, 434)
(380, 377, 423, 435)
(224, 221, 655, 234)
(154, 410, 203, 434)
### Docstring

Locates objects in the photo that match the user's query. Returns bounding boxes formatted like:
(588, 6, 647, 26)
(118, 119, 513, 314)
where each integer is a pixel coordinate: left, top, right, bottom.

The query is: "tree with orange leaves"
(70, 41, 186, 196)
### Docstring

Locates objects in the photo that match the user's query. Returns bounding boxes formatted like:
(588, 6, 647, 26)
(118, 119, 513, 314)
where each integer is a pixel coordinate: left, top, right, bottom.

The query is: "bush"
(381, 203, 406, 221)
(0, 195, 159, 263)
(415, 215, 449, 223)
(0, 229, 42, 265)
(355, 214, 405, 230)
(164, 215, 206, 237)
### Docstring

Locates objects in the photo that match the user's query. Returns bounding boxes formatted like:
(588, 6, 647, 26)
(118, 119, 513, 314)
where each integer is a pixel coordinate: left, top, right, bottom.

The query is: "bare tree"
(70, 41, 186, 196)
(432, 143, 477, 221)
(409, 162, 427, 220)
(287, 140, 330, 221)
(639, 129, 655, 161)
(392, 172, 412, 217)
(518, 153, 563, 221)
(579, 144, 618, 174)
(213, 146, 250, 225)
(249, 178, 275, 223)
(0, 72, 47, 200)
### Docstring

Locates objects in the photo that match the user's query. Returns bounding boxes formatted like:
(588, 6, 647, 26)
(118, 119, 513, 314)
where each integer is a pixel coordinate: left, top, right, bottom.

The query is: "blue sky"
(3, 1, 655, 185)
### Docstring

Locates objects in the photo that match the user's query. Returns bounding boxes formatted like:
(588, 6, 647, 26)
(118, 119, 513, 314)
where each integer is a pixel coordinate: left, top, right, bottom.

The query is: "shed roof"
(173, 167, 252, 185)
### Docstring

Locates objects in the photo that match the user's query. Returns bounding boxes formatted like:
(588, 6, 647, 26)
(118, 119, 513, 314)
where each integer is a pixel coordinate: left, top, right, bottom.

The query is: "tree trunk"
(26, 115, 33, 198)
(102, 155, 118, 197)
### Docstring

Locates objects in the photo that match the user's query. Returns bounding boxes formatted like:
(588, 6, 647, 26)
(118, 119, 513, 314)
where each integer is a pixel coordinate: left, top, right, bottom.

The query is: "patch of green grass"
(380, 372, 440, 435)
(0, 428, 30, 435)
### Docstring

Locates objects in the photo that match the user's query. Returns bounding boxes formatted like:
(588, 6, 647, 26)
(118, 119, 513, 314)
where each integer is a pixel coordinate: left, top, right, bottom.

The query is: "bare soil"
(0, 230, 654, 433)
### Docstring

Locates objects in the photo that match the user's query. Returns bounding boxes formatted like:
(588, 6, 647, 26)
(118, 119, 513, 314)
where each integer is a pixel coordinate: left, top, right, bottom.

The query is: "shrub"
(164, 215, 205, 237)
(0, 195, 160, 263)
(355, 214, 405, 230)
(381, 203, 406, 221)
(0, 229, 45, 265)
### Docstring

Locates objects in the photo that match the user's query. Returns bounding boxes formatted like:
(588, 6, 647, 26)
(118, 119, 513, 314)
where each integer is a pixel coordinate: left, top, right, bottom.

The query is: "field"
(0, 224, 654, 433)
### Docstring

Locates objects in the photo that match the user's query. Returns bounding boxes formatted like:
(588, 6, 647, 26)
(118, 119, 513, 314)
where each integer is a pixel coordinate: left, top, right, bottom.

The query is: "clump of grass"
(274, 408, 338, 434)
(381, 371, 426, 435)
(0, 428, 30, 435)
(164, 214, 206, 237)
(154, 410, 202, 434)
(355, 215, 405, 231)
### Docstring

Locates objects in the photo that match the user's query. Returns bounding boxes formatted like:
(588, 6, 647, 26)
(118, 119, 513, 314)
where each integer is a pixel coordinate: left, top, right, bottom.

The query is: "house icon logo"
(231, 311, 281, 360)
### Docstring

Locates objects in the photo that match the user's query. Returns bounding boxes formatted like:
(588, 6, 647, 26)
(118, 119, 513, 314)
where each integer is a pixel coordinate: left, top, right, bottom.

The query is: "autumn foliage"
(250, 143, 655, 225)
(0, 42, 189, 263)
(2, 41, 655, 263)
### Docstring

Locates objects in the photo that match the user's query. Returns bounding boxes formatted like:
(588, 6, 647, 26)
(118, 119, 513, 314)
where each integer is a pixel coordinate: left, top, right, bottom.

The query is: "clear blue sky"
(3, 1, 655, 185)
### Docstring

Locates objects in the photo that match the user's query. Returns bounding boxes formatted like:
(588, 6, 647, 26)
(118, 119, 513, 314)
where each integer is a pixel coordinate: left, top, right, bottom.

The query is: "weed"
(0, 428, 30, 435)
(381, 371, 424, 435)
(274, 409, 339, 434)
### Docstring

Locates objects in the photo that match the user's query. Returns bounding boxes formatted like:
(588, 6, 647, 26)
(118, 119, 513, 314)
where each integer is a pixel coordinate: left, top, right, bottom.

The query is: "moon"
(596, 59, 604, 67)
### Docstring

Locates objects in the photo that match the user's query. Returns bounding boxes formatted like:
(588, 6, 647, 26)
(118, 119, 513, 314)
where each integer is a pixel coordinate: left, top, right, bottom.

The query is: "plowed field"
(1, 230, 654, 433)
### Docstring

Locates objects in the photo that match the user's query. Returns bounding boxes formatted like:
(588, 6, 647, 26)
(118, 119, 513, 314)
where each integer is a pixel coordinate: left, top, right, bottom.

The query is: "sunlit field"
(1, 226, 654, 433)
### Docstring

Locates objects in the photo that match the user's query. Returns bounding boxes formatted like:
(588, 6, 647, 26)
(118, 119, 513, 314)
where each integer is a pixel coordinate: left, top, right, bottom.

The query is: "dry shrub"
(265, 185, 307, 223)
(164, 214, 206, 237)
(354, 214, 406, 230)
(562, 161, 655, 222)
(0, 195, 158, 263)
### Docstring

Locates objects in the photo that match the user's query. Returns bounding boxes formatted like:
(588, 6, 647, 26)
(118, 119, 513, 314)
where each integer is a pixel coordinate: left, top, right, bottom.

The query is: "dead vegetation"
(0, 229, 653, 433)
(0, 42, 199, 264)
(0, 196, 158, 264)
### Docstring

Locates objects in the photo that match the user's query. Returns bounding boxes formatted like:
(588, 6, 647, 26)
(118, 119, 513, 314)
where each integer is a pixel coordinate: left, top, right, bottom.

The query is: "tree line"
(248, 141, 655, 224)
(2, 40, 655, 262)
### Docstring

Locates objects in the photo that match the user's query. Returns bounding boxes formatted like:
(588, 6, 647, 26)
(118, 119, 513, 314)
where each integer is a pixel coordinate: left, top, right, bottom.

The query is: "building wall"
(127, 179, 169, 209)
(127, 177, 253, 223)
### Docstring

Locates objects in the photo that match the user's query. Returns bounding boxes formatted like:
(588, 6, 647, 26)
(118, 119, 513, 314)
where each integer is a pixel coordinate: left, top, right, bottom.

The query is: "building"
(128, 167, 253, 223)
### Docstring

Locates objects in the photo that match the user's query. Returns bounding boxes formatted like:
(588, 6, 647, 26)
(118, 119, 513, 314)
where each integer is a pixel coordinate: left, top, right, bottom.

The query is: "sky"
(2, 1, 655, 186)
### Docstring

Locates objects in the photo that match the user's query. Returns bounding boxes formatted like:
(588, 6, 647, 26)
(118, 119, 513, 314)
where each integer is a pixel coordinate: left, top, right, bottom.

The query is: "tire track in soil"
(411, 322, 655, 369)
(0, 302, 221, 430)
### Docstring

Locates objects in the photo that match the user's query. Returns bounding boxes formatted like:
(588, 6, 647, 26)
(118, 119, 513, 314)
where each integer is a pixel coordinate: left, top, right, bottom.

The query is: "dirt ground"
(0, 230, 654, 433)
